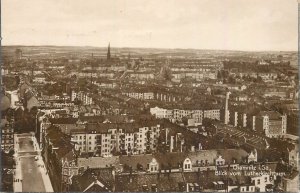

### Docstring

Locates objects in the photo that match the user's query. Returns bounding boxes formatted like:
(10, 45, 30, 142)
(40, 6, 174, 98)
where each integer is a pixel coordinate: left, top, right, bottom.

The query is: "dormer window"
(183, 158, 192, 171)
(149, 158, 158, 172)
(215, 156, 225, 166)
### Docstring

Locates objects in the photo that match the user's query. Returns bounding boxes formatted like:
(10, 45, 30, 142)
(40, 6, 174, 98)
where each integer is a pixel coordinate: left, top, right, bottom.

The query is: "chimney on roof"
(191, 145, 195, 152)
(198, 143, 202, 150)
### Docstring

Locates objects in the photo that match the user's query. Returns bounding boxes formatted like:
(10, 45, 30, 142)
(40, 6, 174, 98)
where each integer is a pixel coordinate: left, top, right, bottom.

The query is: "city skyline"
(2, 0, 298, 51)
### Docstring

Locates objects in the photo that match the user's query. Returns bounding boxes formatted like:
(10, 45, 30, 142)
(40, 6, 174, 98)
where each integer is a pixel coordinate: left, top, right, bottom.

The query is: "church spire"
(107, 42, 111, 60)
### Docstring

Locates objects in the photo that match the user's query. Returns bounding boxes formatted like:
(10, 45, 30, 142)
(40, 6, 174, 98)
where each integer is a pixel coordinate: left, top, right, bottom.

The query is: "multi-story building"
(43, 126, 77, 192)
(256, 111, 287, 138)
(71, 90, 93, 105)
(287, 112, 299, 135)
(123, 92, 155, 100)
(1, 119, 14, 152)
(150, 106, 221, 124)
(228, 108, 248, 128)
(69, 123, 161, 156)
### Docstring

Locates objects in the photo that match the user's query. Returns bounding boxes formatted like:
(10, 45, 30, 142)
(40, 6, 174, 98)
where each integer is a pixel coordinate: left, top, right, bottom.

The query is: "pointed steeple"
(107, 42, 111, 60)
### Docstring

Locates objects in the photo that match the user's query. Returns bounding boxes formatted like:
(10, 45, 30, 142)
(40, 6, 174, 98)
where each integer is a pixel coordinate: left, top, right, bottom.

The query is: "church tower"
(107, 42, 111, 60)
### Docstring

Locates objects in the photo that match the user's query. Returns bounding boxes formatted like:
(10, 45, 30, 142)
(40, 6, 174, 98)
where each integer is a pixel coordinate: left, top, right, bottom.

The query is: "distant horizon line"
(1, 44, 297, 53)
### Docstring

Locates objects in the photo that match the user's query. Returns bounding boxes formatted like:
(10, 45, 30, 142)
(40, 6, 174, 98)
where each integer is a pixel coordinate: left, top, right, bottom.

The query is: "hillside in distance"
(2, 45, 297, 65)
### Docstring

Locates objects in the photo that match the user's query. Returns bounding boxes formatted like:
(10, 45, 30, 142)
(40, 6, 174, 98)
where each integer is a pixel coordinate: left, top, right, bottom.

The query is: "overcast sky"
(2, 0, 298, 51)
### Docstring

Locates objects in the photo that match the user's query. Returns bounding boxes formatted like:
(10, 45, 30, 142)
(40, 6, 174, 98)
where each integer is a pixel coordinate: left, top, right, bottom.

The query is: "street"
(14, 134, 53, 192)
(19, 137, 45, 192)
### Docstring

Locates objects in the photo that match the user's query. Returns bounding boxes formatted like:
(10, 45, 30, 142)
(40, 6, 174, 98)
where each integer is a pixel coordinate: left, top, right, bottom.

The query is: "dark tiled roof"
(258, 111, 282, 120)
(78, 156, 121, 171)
(115, 172, 184, 192)
(217, 149, 249, 164)
(119, 154, 154, 171)
(46, 126, 74, 160)
(0, 94, 10, 111)
(154, 152, 188, 169)
(49, 117, 78, 124)
(71, 168, 114, 192)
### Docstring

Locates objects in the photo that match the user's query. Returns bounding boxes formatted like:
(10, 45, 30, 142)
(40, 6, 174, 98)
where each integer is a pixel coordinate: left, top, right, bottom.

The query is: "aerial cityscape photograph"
(0, 0, 299, 192)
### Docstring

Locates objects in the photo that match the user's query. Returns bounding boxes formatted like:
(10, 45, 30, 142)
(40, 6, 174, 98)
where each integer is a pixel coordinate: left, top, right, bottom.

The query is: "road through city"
(14, 134, 53, 192)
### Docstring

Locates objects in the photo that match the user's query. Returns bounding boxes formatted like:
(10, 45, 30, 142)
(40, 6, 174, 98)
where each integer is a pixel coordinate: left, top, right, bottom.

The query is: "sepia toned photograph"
(0, 0, 299, 192)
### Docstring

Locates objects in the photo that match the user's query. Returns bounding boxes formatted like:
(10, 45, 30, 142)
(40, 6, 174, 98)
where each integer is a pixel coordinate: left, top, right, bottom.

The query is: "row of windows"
(2, 135, 13, 139)
(184, 163, 191, 169)
(2, 140, 13, 144)
(2, 129, 13, 133)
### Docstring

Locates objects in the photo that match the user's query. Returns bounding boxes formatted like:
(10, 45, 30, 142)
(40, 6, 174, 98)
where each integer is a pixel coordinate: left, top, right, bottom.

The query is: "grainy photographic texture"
(1, 0, 299, 192)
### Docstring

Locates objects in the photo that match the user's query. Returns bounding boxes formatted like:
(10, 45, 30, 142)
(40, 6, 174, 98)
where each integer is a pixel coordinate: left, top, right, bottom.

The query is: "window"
(257, 179, 260, 185)
(264, 177, 267, 182)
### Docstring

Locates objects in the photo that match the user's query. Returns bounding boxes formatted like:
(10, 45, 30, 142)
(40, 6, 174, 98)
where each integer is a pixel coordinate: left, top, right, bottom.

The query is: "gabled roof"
(70, 168, 113, 192)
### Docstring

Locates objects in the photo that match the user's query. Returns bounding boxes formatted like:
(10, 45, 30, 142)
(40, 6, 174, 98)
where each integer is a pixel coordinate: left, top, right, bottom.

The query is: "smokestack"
(170, 136, 174, 152)
(165, 128, 168, 145)
(224, 92, 231, 124)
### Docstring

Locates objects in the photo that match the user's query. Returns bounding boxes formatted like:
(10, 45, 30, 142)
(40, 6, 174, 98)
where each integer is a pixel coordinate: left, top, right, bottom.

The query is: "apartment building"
(1, 119, 14, 152)
(71, 90, 93, 105)
(150, 106, 220, 124)
(69, 123, 161, 156)
(256, 111, 287, 138)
